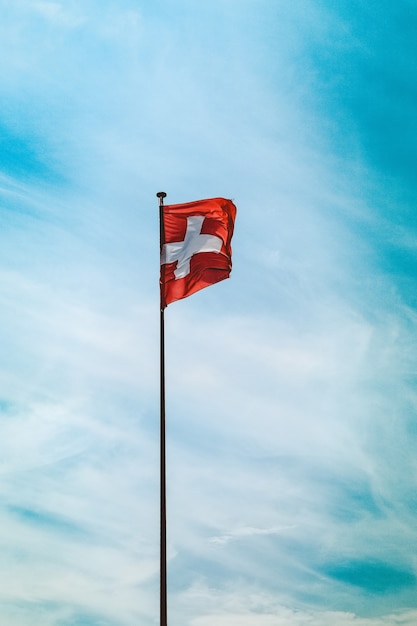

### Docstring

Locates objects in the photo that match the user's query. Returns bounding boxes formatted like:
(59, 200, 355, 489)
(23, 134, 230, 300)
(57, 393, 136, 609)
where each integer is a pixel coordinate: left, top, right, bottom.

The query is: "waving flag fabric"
(160, 197, 236, 307)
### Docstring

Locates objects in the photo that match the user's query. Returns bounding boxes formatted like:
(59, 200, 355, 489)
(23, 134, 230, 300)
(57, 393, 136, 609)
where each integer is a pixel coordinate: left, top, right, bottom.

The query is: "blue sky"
(1, 1, 417, 624)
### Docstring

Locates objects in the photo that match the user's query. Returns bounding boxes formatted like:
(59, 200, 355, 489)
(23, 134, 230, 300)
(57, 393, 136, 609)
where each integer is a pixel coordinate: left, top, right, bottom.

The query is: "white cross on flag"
(160, 197, 237, 307)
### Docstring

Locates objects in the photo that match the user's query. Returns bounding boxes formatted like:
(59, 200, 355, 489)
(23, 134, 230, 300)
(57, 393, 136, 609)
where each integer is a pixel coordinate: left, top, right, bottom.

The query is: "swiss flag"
(160, 197, 237, 307)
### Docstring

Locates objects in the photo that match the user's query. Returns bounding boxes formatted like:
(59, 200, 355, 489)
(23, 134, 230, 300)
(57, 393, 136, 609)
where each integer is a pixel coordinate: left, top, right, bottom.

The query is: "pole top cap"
(156, 192, 167, 198)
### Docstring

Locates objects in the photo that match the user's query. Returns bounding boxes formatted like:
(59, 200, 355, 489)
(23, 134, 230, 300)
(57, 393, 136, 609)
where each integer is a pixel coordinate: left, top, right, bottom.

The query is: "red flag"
(160, 197, 237, 307)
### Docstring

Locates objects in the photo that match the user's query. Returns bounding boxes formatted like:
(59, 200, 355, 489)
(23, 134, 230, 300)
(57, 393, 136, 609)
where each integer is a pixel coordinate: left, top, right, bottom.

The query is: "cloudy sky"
(1, 1, 417, 624)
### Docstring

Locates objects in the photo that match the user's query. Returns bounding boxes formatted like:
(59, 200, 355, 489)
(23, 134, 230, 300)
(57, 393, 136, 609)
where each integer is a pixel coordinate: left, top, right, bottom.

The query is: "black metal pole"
(157, 191, 167, 626)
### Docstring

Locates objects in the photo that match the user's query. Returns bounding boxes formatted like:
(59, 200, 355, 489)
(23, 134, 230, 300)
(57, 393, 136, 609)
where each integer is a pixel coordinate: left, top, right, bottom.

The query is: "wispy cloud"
(178, 583, 417, 626)
(209, 525, 295, 546)
(1, 0, 417, 624)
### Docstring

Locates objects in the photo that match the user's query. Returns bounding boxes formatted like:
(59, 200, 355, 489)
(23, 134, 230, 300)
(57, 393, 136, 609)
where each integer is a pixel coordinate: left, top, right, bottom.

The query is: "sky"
(1, 0, 417, 624)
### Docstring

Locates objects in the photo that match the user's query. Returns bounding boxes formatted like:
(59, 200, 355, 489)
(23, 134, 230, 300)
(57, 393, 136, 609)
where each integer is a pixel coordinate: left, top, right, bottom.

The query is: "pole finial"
(157, 192, 167, 199)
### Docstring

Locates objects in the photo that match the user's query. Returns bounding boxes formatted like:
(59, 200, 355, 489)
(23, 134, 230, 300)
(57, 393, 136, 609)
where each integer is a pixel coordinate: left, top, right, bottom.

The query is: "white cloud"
(191, 611, 417, 626)
(178, 584, 417, 626)
(31, 1, 86, 27)
(208, 525, 295, 545)
(1, 0, 417, 624)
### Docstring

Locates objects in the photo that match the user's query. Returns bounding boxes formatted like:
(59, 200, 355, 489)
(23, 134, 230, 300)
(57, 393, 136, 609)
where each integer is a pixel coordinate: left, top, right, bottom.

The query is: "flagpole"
(157, 191, 167, 626)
